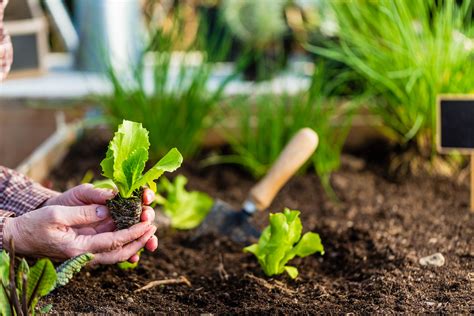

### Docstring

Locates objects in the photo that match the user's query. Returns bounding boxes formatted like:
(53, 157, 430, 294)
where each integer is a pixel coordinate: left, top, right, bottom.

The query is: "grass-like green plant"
(310, 0, 474, 159)
(212, 63, 356, 196)
(155, 175, 213, 230)
(244, 208, 324, 279)
(101, 12, 234, 160)
(0, 241, 93, 315)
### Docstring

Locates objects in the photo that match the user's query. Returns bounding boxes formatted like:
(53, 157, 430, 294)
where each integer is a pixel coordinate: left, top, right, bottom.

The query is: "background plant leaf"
(156, 175, 213, 229)
(26, 259, 57, 309)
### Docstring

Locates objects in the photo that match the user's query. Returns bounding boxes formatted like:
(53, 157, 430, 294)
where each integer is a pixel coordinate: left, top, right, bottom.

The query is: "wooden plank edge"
(16, 119, 82, 183)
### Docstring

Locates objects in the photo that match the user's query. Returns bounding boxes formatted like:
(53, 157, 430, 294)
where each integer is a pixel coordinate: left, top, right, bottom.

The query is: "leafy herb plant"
(244, 208, 324, 279)
(155, 175, 213, 230)
(0, 241, 93, 315)
(100, 120, 183, 230)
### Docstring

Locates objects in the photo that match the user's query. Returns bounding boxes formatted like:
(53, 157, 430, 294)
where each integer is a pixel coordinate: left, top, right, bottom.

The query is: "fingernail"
(96, 206, 108, 219)
(144, 190, 153, 202)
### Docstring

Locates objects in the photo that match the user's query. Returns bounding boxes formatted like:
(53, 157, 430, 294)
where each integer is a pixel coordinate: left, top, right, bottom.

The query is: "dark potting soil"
(43, 129, 473, 314)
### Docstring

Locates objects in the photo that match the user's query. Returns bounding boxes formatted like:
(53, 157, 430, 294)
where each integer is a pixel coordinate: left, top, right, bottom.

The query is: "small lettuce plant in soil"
(155, 175, 213, 230)
(99, 120, 183, 230)
(0, 241, 93, 315)
(245, 208, 324, 279)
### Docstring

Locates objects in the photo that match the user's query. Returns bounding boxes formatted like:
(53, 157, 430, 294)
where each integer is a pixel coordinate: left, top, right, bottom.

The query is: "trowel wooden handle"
(249, 128, 318, 211)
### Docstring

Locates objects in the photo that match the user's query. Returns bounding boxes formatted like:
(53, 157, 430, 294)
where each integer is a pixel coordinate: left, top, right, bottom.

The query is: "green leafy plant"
(100, 120, 183, 230)
(155, 175, 213, 230)
(310, 0, 474, 164)
(0, 242, 92, 315)
(213, 63, 356, 196)
(244, 208, 324, 279)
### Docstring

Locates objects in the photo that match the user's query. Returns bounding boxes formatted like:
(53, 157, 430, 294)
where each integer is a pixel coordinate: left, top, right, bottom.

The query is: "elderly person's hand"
(3, 184, 158, 265)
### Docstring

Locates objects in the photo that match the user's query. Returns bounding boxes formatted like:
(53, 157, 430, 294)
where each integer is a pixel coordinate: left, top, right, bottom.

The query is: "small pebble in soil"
(127, 297, 134, 303)
(467, 272, 474, 281)
(419, 253, 445, 267)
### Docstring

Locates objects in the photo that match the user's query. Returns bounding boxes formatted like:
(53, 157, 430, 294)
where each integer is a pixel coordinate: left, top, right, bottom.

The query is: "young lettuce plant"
(244, 208, 324, 279)
(100, 120, 183, 230)
(155, 175, 213, 230)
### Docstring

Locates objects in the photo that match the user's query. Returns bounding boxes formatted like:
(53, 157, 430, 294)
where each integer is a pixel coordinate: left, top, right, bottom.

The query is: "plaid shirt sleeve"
(0, 0, 13, 81)
(0, 167, 57, 250)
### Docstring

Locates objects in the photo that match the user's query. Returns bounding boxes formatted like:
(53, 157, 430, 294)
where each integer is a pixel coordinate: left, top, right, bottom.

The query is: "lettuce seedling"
(100, 120, 183, 229)
(155, 175, 213, 229)
(244, 208, 324, 279)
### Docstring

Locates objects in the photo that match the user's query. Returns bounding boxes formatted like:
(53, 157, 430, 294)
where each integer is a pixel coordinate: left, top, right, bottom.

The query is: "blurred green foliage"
(310, 0, 474, 157)
(211, 63, 357, 197)
(101, 12, 233, 160)
(220, 0, 290, 81)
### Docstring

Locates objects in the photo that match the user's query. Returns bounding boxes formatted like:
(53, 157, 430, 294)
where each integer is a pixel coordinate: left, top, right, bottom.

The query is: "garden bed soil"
(43, 130, 473, 314)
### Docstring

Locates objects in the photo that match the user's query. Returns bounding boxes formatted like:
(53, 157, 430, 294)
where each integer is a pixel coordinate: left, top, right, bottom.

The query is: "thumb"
(57, 204, 110, 226)
(73, 183, 115, 205)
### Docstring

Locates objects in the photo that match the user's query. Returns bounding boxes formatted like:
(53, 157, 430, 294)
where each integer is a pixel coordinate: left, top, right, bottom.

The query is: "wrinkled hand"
(4, 184, 158, 265)
(45, 183, 155, 208)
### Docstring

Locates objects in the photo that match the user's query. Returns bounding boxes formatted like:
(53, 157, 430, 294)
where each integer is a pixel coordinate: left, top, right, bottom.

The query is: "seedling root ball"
(107, 188, 144, 230)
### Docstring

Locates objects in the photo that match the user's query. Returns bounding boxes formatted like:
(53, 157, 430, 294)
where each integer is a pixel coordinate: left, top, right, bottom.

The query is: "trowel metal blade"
(195, 199, 260, 244)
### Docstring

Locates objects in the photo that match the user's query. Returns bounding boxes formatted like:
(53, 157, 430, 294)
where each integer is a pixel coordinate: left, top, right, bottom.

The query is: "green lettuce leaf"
(100, 120, 183, 197)
(117, 249, 144, 270)
(244, 208, 324, 279)
(156, 175, 213, 229)
(131, 148, 183, 194)
(93, 179, 117, 191)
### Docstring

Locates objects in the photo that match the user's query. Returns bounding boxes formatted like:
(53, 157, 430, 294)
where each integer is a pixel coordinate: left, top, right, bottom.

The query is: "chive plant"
(310, 0, 474, 161)
(101, 12, 234, 160)
(213, 63, 356, 197)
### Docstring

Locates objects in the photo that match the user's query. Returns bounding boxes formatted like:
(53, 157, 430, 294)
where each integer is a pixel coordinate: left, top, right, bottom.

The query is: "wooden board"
(16, 119, 82, 183)
(437, 95, 474, 154)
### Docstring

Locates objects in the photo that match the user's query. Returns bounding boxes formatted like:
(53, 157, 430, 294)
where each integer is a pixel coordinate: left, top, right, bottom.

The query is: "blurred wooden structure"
(0, 101, 84, 170)
(16, 115, 81, 183)
(4, 0, 48, 78)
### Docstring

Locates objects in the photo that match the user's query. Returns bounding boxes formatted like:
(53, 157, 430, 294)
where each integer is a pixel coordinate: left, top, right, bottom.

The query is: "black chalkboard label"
(438, 96, 474, 152)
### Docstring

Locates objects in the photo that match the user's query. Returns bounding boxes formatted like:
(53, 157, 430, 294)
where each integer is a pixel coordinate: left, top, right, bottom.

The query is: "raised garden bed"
(0, 100, 84, 169)
(37, 129, 474, 314)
